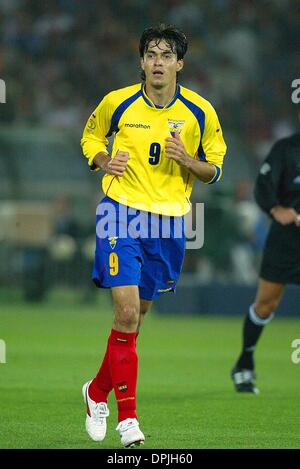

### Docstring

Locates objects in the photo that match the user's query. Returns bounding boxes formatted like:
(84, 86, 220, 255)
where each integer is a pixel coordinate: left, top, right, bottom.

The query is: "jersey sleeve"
(200, 103, 227, 184)
(80, 94, 114, 170)
(254, 140, 286, 214)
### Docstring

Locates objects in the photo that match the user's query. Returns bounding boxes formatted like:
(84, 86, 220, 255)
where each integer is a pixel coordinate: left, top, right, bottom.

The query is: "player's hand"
(103, 151, 130, 176)
(270, 206, 300, 226)
(165, 132, 192, 168)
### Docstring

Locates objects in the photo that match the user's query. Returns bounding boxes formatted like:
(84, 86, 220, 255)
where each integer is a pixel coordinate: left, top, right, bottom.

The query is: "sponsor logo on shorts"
(108, 236, 118, 249)
(157, 287, 172, 293)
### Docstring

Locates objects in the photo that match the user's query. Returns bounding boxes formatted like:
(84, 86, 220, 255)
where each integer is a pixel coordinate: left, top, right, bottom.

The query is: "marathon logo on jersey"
(108, 236, 118, 249)
(168, 119, 185, 136)
(124, 122, 150, 129)
(117, 382, 128, 393)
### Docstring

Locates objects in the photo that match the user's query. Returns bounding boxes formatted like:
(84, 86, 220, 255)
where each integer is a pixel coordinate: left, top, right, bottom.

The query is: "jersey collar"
(141, 84, 180, 109)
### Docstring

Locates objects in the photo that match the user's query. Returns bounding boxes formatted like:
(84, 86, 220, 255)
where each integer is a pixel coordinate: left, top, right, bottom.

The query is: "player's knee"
(255, 299, 278, 318)
(115, 303, 139, 329)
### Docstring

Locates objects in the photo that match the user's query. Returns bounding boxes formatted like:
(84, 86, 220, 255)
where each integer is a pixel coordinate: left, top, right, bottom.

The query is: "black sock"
(235, 305, 273, 370)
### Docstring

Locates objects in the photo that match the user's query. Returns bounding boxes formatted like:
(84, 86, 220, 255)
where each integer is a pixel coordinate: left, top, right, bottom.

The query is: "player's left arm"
(165, 132, 216, 183)
(165, 104, 227, 184)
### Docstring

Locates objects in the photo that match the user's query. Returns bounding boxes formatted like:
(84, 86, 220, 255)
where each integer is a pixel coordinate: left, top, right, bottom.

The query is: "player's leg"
(89, 297, 152, 408)
(110, 285, 145, 447)
(112, 285, 140, 331)
(85, 285, 145, 446)
(83, 196, 143, 444)
(231, 278, 285, 393)
(112, 297, 151, 447)
(137, 299, 152, 334)
(107, 292, 150, 447)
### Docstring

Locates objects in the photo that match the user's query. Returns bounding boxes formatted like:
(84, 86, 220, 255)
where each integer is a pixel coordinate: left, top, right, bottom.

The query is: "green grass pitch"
(0, 290, 299, 449)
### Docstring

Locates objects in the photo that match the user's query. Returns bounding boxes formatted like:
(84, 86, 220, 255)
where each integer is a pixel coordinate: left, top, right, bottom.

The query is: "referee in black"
(231, 130, 300, 393)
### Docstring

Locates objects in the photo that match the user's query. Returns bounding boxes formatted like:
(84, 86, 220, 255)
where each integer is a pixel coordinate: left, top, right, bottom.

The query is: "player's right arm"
(80, 94, 129, 176)
(93, 151, 129, 176)
(254, 139, 299, 226)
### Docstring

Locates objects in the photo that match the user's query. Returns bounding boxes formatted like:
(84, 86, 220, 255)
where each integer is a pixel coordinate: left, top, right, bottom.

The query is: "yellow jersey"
(81, 83, 227, 216)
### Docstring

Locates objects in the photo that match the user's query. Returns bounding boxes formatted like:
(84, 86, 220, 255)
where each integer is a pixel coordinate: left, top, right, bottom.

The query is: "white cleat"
(116, 418, 145, 448)
(82, 380, 109, 441)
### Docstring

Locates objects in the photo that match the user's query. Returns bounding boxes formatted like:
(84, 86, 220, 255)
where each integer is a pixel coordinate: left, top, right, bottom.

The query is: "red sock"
(109, 329, 138, 422)
(89, 336, 113, 403)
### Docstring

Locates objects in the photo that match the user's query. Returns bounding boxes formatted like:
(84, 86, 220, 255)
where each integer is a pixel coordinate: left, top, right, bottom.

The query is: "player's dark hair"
(139, 24, 188, 81)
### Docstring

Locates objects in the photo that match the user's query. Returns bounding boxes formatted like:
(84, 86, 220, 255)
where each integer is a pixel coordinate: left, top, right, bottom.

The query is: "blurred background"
(0, 0, 299, 313)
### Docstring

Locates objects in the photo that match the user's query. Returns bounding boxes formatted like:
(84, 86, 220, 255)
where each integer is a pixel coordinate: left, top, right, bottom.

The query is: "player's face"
(141, 40, 183, 89)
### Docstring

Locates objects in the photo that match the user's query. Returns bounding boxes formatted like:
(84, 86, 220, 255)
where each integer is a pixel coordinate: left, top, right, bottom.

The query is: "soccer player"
(231, 128, 300, 394)
(81, 24, 227, 447)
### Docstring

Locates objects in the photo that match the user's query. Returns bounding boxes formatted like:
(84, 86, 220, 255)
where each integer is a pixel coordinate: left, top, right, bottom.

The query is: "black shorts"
(260, 222, 300, 284)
